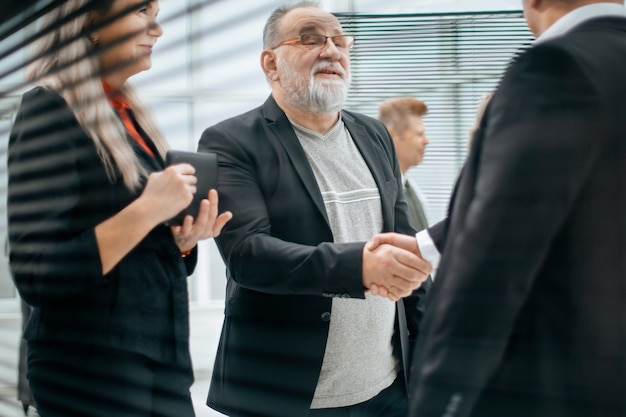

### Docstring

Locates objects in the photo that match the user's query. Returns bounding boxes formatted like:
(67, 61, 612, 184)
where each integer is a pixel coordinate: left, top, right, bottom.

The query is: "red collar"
(101, 80, 156, 157)
(102, 81, 130, 111)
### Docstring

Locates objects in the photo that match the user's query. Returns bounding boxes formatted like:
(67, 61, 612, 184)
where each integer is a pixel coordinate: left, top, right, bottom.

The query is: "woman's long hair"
(25, 0, 168, 190)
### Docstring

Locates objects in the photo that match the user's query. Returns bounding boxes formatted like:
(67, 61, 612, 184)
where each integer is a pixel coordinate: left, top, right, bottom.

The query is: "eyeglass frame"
(272, 33, 355, 52)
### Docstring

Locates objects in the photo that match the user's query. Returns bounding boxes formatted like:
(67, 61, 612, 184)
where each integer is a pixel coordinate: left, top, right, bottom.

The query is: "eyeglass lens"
(301, 34, 353, 49)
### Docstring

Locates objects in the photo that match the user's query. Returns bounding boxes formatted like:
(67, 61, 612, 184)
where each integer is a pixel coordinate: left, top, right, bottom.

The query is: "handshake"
(363, 233, 432, 302)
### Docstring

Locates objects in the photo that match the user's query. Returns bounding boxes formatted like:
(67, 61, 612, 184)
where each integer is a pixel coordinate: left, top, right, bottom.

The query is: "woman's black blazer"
(7, 87, 196, 363)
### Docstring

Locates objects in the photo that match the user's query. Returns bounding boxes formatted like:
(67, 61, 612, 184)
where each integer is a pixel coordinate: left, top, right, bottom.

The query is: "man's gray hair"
(263, 1, 320, 49)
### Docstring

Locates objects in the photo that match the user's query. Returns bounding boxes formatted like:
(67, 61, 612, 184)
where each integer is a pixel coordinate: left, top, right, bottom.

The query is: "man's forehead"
(282, 8, 343, 35)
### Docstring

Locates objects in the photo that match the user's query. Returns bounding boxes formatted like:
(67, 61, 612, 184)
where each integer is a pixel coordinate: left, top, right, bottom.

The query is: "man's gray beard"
(279, 58, 349, 114)
(307, 78, 348, 113)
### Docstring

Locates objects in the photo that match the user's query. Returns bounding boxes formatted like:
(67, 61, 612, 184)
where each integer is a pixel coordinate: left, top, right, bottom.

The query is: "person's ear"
(261, 50, 279, 81)
(387, 127, 401, 141)
(526, 0, 542, 12)
(84, 14, 99, 46)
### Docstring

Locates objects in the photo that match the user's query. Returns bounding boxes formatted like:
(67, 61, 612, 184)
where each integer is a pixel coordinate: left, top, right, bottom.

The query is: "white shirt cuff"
(416, 229, 441, 278)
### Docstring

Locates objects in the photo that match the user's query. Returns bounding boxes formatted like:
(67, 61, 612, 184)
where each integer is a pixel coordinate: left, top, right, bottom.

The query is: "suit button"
(320, 312, 331, 322)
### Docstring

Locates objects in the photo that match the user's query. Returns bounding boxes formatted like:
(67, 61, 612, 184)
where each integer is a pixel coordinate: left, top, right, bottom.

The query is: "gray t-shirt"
(290, 117, 398, 409)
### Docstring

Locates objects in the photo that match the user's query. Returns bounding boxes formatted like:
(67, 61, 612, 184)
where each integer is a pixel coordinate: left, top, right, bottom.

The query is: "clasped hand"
(362, 232, 432, 302)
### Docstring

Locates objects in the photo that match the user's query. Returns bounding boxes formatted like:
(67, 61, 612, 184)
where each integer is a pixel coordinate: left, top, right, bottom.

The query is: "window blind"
(336, 11, 534, 223)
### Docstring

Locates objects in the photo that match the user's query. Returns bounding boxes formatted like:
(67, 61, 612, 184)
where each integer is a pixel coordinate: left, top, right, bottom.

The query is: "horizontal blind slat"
(338, 11, 532, 223)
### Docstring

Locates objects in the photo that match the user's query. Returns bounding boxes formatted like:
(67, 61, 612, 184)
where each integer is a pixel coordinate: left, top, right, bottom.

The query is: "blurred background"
(0, 0, 531, 415)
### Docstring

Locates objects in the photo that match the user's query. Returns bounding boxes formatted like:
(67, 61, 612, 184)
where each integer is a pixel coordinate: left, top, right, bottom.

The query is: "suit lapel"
(261, 97, 395, 231)
(262, 96, 331, 228)
(404, 180, 428, 231)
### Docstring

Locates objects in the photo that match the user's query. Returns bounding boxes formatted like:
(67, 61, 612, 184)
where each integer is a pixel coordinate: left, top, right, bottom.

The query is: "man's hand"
(364, 232, 431, 301)
(362, 233, 432, 302)
(366, 232, 423, 257)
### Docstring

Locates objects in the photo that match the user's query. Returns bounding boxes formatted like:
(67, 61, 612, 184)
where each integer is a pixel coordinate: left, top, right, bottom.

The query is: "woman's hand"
(96, 163, 204, 275)
(170, 189, 233, 253)
(140, 163, 198, 224)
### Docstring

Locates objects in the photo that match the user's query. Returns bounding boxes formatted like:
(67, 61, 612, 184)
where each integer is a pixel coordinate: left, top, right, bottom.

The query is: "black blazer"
(410, 17, 626, 417)
(8, 87, 196, 363)
(198, 96, 424, 417)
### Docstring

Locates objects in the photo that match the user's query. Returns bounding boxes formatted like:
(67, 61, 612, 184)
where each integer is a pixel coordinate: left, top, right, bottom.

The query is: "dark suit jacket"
(8, 87, 196, 364)
(198, 95, 424, 417)
(409, 16, 626, 417)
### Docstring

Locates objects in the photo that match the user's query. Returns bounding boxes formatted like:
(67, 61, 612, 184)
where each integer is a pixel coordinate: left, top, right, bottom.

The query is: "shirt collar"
(287, 114, 344, 139)
(102, 80, 130, 111)
(536, 3, 626, 44)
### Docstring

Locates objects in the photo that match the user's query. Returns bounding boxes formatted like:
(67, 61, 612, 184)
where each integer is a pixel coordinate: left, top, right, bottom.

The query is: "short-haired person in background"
(377, 97, 430, 232)
(7, 1, 231, 416)
(197, 2, 432, 416)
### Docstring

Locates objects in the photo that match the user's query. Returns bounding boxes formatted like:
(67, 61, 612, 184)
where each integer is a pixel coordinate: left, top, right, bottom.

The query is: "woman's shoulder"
(11, 86, 82, 149)
(20, 86, 68, 111)
(15, 86, 80, 132)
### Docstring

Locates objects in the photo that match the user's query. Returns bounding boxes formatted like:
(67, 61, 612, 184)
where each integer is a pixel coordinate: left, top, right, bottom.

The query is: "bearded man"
(197, 2, 432, 417)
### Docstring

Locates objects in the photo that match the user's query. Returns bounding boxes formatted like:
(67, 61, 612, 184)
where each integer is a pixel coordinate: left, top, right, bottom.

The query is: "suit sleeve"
(197, 124, 365, 298)
(8, 89, 105, 307)
(427, 218, 448, 253)
(408, 44, 605, 417)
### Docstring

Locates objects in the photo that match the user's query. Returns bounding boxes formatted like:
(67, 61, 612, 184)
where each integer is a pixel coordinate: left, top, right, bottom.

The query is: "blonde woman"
(7, 1, 231, 416)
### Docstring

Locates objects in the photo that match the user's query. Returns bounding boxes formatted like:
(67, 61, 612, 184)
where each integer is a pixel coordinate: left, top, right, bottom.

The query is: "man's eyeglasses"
(274, 34, 355, 52)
